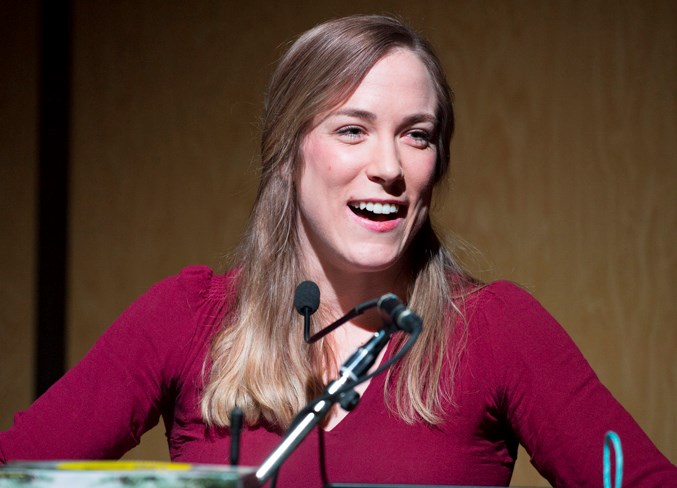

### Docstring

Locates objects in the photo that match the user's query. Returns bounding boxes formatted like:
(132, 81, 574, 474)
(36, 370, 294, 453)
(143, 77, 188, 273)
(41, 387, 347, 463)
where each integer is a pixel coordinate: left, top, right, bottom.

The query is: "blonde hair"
(201, 15, 478, 429)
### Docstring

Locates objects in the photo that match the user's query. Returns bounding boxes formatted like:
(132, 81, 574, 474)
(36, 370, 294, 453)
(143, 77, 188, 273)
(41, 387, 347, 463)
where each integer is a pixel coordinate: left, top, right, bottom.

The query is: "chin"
(342, 253, 404, 274)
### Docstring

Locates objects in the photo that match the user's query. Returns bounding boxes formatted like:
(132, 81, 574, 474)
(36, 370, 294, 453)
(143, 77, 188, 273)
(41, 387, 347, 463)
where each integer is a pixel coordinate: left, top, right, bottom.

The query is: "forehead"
(358, 49, 434, 94)
(319, 49, 437, 123)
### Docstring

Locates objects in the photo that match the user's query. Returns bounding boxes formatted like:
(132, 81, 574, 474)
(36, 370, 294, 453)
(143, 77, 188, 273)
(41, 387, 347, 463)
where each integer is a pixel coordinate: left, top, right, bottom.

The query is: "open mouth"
(348, 201, 403, 222)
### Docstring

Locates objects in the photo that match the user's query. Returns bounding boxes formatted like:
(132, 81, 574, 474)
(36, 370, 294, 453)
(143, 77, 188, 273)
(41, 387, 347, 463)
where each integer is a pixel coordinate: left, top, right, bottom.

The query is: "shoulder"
(462, 280, 555, 325)
(147, 265, 237, 309)
(95, 266, 239, 383)
(103, 265, 238, 353)
(454, 280, 587, 406)
(124, 265, 238, 325)
(459, 280, 578, 364)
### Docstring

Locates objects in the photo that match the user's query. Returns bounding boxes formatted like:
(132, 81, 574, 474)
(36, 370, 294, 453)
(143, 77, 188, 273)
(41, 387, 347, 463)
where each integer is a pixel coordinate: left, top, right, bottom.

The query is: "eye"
(336, 125, 366, 142)
(407, 129, 433, 149)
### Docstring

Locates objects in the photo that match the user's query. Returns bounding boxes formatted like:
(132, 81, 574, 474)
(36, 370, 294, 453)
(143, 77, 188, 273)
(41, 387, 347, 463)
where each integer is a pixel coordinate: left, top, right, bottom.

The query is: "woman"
(1, 15, 675, 487)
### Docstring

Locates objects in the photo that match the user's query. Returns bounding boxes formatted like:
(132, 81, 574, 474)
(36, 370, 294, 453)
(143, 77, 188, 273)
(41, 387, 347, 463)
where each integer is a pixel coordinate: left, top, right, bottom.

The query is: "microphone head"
(294, 280, 320, 315)
(377, 293, 422, 334)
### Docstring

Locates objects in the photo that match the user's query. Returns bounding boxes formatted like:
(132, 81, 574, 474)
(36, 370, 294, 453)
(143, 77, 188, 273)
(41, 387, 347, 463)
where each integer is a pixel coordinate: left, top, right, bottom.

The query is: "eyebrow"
(331, 108, 377, 122)
(329, 108, 437, 127)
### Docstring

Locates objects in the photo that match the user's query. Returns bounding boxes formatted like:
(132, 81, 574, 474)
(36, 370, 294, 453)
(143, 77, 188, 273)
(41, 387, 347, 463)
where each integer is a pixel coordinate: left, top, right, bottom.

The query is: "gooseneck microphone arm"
(294, 280, 383, 344)
(302, 307, 314, 344)
(305, 298, 379, 343)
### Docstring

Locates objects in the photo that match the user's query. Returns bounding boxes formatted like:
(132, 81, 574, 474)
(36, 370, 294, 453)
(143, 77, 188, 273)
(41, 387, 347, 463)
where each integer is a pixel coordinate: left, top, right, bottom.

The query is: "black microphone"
(256, 323, 392, 484)
(377, 293, 422, 334)
(294, 281, 320, 343)
(256, 295, 423, 484)
(229, 406, 243, 466)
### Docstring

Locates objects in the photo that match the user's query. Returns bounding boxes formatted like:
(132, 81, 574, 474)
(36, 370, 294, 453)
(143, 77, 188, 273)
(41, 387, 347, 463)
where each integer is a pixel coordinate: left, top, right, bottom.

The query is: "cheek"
(408, 157, 437, 200)
(301, 144, 358, 191)
(300, 138, 333, 186)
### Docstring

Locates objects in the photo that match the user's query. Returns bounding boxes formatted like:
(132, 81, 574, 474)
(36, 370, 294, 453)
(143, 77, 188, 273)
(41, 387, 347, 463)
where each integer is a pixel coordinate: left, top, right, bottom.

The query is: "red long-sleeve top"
(1, 266, 675, 486)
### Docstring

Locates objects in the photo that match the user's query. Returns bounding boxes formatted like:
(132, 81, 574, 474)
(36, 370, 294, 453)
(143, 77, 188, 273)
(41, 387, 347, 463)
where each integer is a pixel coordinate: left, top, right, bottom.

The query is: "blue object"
(603, 431, 623, 488)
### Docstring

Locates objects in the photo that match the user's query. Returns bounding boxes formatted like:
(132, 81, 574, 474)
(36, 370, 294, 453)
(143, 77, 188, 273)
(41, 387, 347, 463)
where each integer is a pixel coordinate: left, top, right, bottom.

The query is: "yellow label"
(56, 461, 192, 471)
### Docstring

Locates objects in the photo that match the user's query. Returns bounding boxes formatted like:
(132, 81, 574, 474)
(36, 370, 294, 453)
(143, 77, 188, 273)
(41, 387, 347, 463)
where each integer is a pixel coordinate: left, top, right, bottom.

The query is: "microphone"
(294, 281, 320, 343)
(256, 323, 393, 484)
(256, 295, 423, 484)
(229, 406, 243, 466)
(377, 293, 422, 334)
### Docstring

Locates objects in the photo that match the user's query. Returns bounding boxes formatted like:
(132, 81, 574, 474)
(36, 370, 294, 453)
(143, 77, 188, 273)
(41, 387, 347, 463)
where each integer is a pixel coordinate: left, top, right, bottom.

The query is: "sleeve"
(0, 266, 217, 463)
(474, 281, 677, 487)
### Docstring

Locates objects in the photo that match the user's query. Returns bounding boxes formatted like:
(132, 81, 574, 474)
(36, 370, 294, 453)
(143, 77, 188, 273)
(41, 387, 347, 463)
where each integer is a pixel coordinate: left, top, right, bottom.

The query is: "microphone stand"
(255, 325, 394, 484)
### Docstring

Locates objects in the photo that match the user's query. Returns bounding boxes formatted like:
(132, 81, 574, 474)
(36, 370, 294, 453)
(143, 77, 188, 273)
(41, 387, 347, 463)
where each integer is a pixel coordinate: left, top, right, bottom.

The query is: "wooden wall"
(2, 1, 675, 486)
(1, 0, 38, 441)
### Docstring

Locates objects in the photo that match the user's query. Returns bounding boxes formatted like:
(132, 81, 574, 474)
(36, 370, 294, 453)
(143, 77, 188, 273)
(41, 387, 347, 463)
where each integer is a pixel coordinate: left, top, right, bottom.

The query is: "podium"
(0, 462, 537, 487)
(0, 461, 258, 488)
(0, 461, 532, 488)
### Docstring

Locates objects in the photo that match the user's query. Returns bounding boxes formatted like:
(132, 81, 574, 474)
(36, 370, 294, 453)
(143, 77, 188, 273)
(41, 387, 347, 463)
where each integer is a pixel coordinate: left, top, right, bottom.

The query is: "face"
(296, 48, 438, 277)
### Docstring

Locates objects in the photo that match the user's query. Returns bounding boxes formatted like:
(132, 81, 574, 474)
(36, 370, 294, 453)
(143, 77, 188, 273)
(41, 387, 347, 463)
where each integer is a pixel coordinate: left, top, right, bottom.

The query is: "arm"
(475, 281, 676, 487)
(0, 266, 218, 463)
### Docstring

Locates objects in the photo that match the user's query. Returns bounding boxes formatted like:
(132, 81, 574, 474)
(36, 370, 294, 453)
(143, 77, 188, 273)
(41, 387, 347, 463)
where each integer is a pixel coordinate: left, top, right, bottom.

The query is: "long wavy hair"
(201, 14, 478, 429)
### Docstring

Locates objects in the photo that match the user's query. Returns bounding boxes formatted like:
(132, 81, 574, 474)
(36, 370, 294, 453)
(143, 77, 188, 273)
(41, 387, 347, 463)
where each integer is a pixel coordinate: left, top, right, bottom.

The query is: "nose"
(365, 138, 403, 186)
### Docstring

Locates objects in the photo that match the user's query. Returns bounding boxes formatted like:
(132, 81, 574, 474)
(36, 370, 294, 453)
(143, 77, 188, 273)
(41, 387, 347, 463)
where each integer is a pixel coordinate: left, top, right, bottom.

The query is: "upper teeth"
(351, 202, 399, 215)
